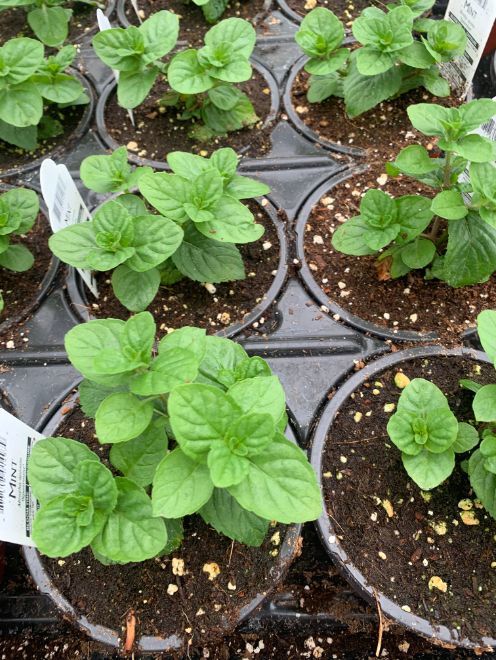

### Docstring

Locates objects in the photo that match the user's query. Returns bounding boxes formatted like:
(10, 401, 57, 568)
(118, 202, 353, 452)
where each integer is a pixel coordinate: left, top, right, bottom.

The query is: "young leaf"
(95, 392, 155, 443)
(110, 420, 168, 487)
(402, 447, 455, 490)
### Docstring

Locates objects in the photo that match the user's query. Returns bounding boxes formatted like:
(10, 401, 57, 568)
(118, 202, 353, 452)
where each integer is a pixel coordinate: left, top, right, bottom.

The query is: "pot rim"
(309, 344, 496, 652)
(94, 56, 280, 171)
(23, 388, 303, 653)
(0, 183, 60, 336)
(294, 166, 478, 343)
(0, 69, 95, 180)
(64, 195, 288, 339)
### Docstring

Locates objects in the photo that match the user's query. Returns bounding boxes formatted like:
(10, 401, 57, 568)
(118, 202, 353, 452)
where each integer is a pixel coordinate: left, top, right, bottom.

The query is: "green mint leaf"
(473, 385, 496, 423)
(111, 264, 161, 312)
(431, 190, 467, 220)
(95, 392, 155, 443)
(152, 447, 213, 517)
(28, 6, 70, 47)
(228, 435, 322, 523)
(402, 447, 455, 490)
(452, 422, 479, 454)
(110, 419, 168, 487)
(130, 348, 200, 396)
(80, 147, 132, 194)
(207, 442, 250, 487)
(197, 336, 248, 388)
(399, 237, 435, 269)
(442, 213, 496, 287)
(468, 449, 496, 518)
(200, 488, 269, 546)
(168, 383, 241, 459)
(91, 477, 167, 563)
(159, 326, 207, 362)
(477, 310, 496, 365)
(227, 375, 285, 423)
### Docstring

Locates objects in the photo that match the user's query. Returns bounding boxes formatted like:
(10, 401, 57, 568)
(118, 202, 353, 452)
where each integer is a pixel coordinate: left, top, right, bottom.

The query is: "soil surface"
(78, 200, 280, 333)
(0, 103, 86, 175)
(0, 212, 55, 336)
(284, 0, 376, 23)
(0, 2, 109, 44)
(121, 0, 271, 45)
(303, 167, 495, 343)
(291, 71, 454, 161)
(323, 355, 496, 646)
(104, 71, 274, 161)
(43, 406, 290, 648)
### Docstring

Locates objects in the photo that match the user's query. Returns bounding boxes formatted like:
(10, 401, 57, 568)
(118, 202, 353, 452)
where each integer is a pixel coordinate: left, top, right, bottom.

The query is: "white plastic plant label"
(40, 158, 98, 297)
(96, 10, 135, 126)
(0, 409, 42, 547)
(442, 0, 496, 95)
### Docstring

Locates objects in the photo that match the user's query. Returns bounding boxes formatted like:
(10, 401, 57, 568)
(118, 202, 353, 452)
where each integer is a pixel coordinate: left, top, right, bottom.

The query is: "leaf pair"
(29, 437, 167, 562)
(387, 379, 478, 490)
(0, 188, 39, 275)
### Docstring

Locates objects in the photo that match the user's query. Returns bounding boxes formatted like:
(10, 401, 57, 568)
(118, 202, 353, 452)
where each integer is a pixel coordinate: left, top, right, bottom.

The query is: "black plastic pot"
(116, 0, 272, 35)
(64, 195, 288, 338)
(295, 167, 479, 343)
(0, 70, 96, 180)
(310, 344, 496, 652)
(71, 0, 117, 44)
(95, 57, 280, 171)
(0, 184, 59, 337)
(282, 56, 363, 157)
(23, 390, 303, 654)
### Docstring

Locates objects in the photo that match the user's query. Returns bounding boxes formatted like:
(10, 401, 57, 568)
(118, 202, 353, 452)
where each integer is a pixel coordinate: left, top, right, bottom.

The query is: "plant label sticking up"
(441, 0, 496, 95)
(96, 10, 135, 126)
(40, 159, 98, 297)
(0, 409, 42, 546)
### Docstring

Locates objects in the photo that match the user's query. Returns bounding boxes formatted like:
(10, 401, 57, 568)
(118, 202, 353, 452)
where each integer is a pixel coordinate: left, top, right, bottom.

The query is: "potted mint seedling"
(50, 146, 287, 336)
(286, 4, 466, 155)
(92, 13, 276, 164)
(310, 311, 496, 649)
(298, 98, 496, 341)
(0, 40, 93, 177)
(24, 313, 322, 653)
(0, 186, 59, 334)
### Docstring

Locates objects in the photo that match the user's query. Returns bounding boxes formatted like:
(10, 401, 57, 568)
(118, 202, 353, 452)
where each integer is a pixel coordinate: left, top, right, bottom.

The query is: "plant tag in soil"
(40, 158, 99, 297)
(441, 0, 496, 95)
(96, 10, 135, 126)
(0, 409, 42, 547)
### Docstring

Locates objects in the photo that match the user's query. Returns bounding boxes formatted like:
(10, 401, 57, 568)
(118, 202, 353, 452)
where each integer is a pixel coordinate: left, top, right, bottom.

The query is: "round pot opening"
(310, 345, 496, 652)
(0, 185, 59, 338)
(95, 58, 279, 170)
(0, 70, 95, 180)
(65, 196, 287, 339)
(23, 392, 302, 654)
(295, 169, 494, 344)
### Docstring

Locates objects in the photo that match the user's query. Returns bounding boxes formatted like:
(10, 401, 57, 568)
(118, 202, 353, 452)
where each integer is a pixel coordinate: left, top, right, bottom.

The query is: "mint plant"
(0, 0, 103, 47)
(188, 0, 232, 24)
(0, 40, 89, 150)
(386, 311, 496, 519)
(0, 188, 40, 313)
(332, 99, 496, 288)
(49, 147, 268, 311)
(387, 379, 478, 490)
(93, 14, 259, 139)
(28, 313, 322, 561)
(294, 6, 466, 116)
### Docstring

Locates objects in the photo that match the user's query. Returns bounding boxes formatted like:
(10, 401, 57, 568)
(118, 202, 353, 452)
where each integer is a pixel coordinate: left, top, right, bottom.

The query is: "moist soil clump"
(0, 2, 108, 44)
(284, 0, 375, 23)
(0, 104, 85, 174)
(80, 201, 280, 333)
(45, 407, 289, 646)
(122, 0, 271, 44)
(104, 72, 273, 161)
(0, 213, 54, 334)
(323, 355, 496, 645)
(291, 72, 453, 162)
(303, 168, 494, 343)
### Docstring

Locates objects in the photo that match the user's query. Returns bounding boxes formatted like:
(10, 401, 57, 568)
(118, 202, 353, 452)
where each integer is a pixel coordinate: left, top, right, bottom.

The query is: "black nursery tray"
(0, 1, 495, 657)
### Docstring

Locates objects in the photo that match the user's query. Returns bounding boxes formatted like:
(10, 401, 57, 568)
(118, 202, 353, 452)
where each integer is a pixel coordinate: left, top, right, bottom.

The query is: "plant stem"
(427, 151, 454, 242)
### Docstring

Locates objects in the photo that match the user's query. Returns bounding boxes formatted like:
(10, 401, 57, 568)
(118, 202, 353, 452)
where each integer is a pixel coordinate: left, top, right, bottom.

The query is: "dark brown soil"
(0, 104, 86, 175)
(0, 2, 109, 44)
(121, 0, 271, 45)
(303, 168, 495, 343)
(323, 355, 496, 646)
(291, 70, 452, 161)
(104, 71, 274, 161)
(43, 406, 290, 648)
(284, 0, 376, 23)
(0, 212, 54, 336)
(80, 201, 280, 333)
